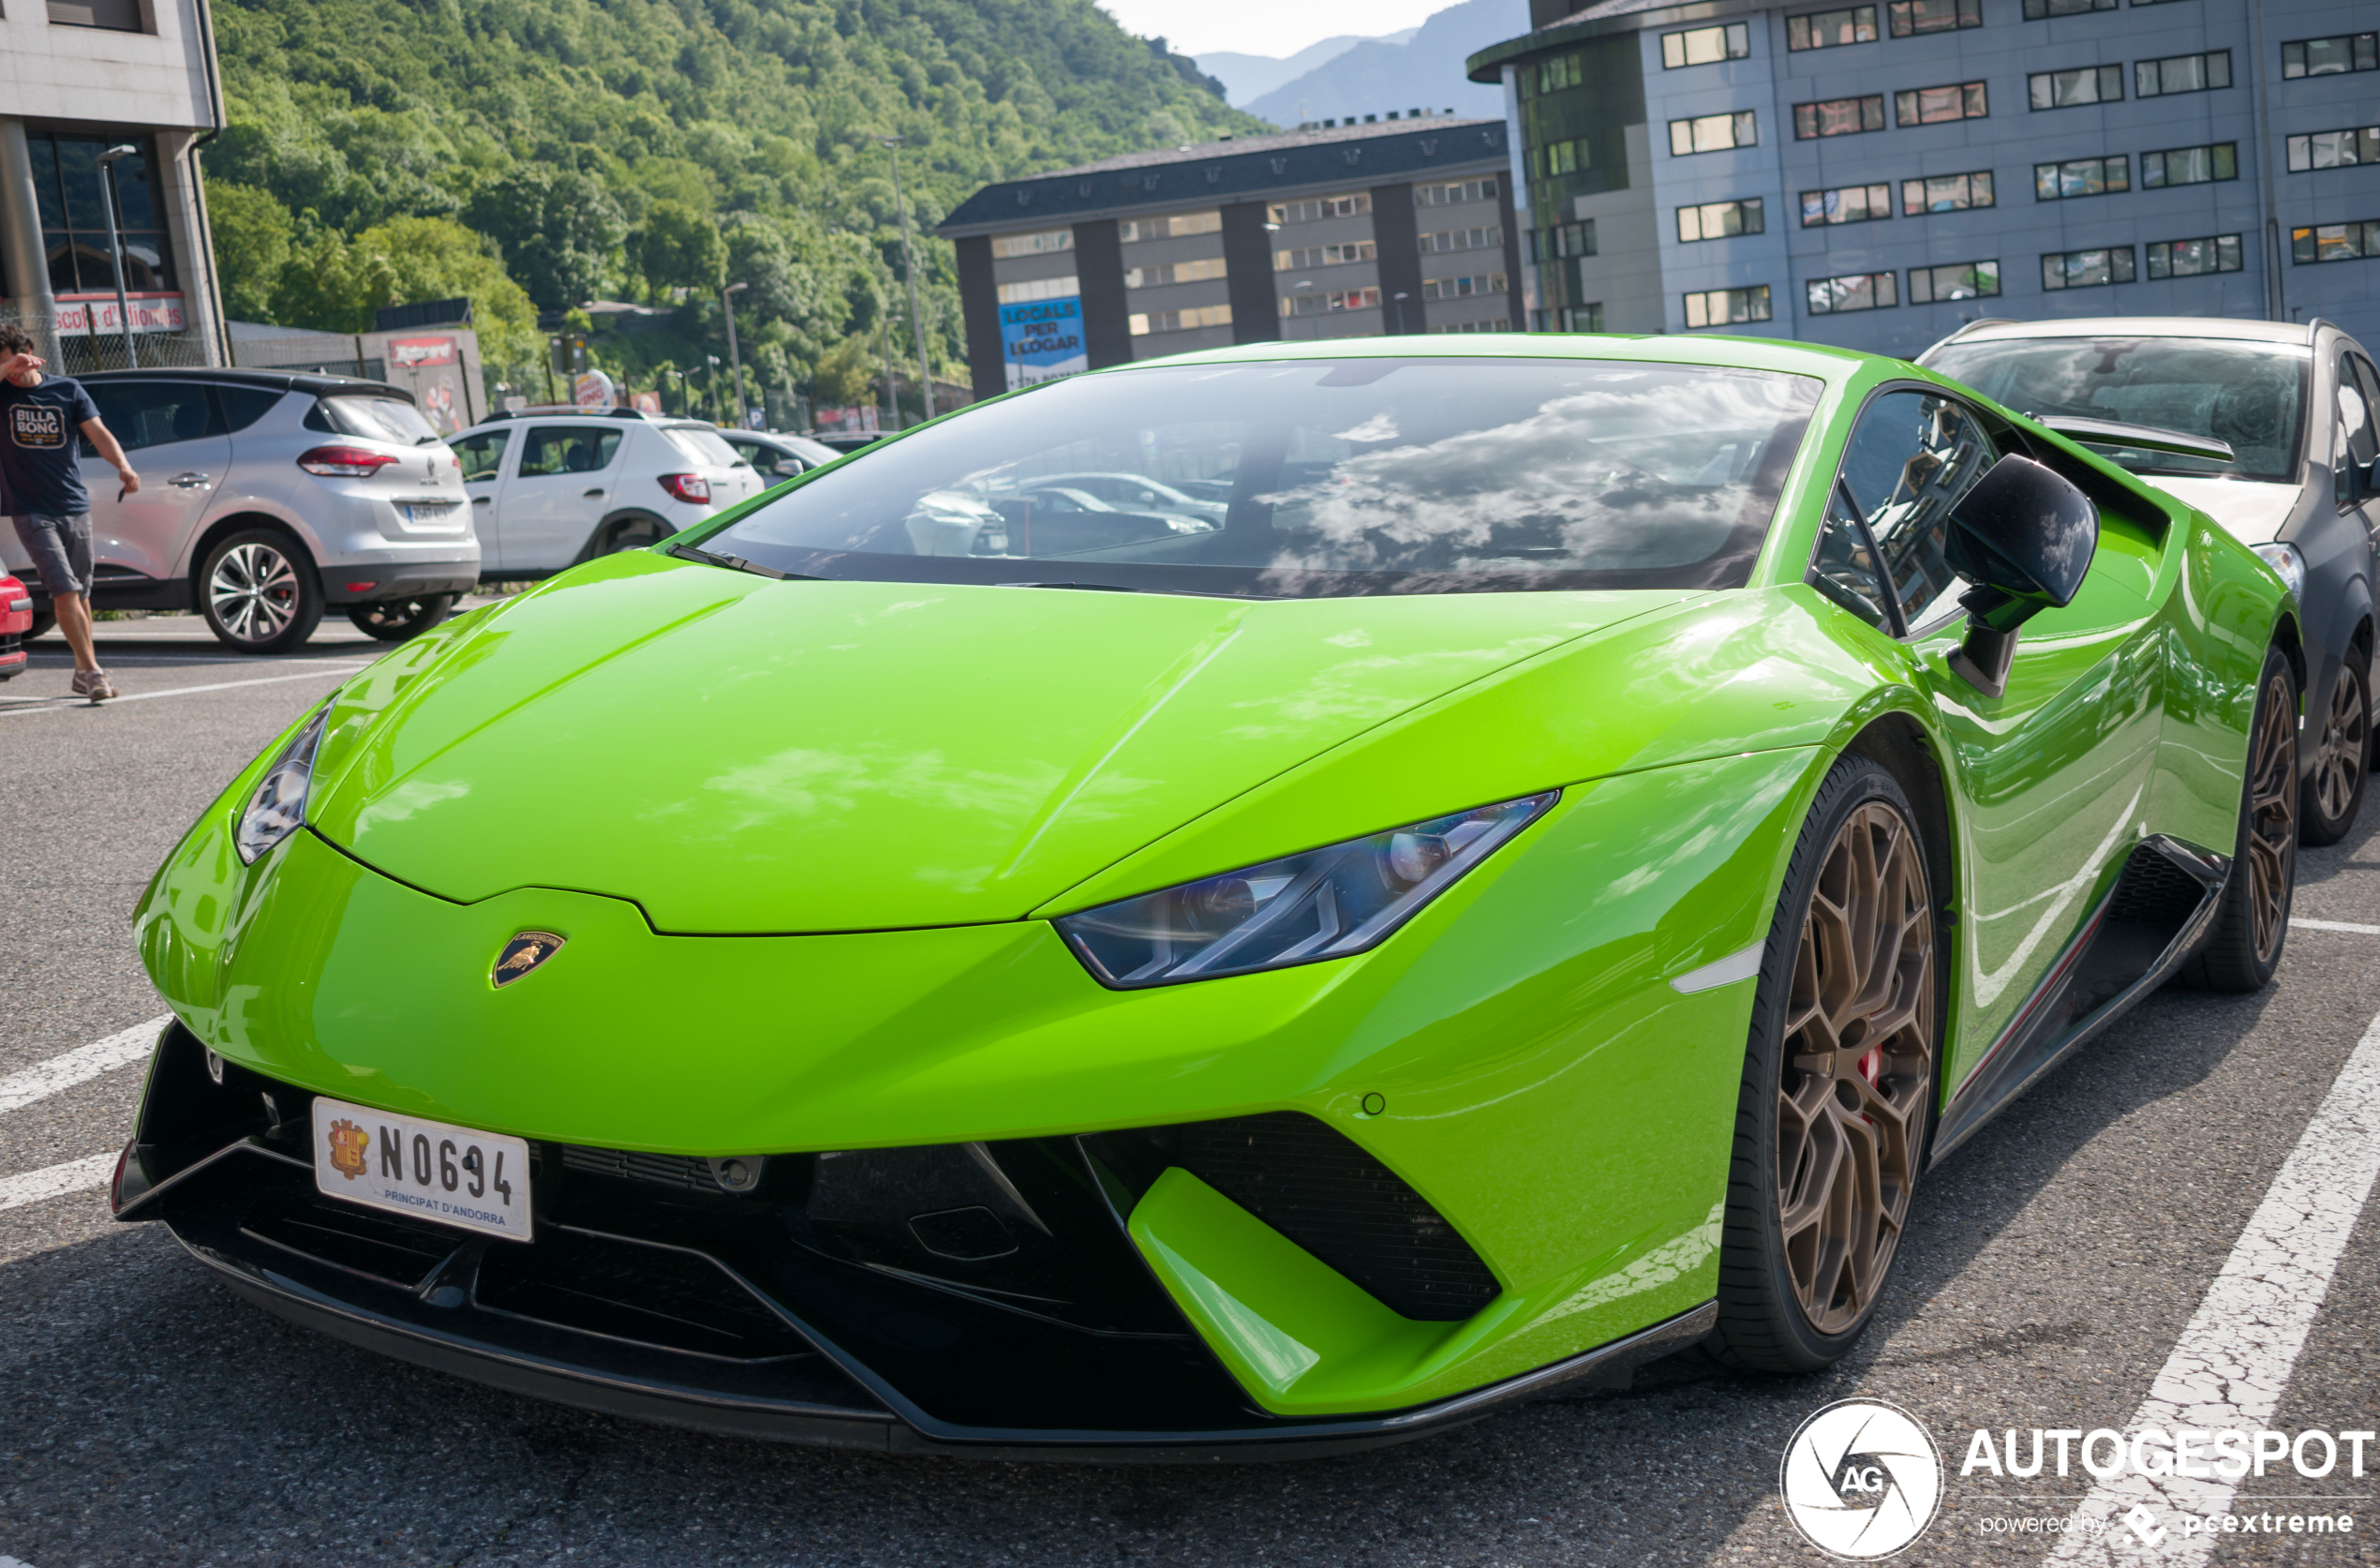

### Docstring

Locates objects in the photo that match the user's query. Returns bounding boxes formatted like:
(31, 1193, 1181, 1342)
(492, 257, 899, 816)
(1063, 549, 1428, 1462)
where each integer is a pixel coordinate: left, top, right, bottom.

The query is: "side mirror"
(1943, 454, 2098, 699)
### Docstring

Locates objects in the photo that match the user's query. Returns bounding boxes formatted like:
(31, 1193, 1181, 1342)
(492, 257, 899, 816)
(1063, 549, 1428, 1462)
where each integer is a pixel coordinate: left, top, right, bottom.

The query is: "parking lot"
(3, 616, 2377, 1568)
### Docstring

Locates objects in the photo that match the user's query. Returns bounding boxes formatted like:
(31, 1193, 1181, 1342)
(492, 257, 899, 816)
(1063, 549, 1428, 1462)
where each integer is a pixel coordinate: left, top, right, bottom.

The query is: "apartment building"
(938, 117, 1522, 401)
(1470, 0, 2379, 351)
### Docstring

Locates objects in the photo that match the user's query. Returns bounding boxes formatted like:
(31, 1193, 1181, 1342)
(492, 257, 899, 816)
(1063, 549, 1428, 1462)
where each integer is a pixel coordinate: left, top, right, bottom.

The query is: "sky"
(1094, 0, 1450, 58)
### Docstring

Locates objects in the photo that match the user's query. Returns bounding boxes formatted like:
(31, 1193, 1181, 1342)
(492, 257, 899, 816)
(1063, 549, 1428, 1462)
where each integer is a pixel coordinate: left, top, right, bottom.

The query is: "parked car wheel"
(201, 528, 322, 654)
(1708, 754, 1941, 1373)
(2301, 647, 2370, 845)
(584, 513, 672, 561)
(2185, 647, 2299, 992)
(27, 610, 54, 641)
(347, 594, 456, 643)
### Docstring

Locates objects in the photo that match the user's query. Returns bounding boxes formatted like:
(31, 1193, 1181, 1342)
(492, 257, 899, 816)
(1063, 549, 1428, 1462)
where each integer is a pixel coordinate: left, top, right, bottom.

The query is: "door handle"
(168, 471, 210, 488)
(582, 487, 604, 498)
(472, 495, 491, 505)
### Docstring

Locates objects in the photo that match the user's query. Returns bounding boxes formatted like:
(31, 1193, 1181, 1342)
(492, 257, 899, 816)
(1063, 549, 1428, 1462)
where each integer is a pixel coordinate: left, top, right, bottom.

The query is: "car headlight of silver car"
(234, 708, 331, 864)
(1056, 791, 1558, 988)
(2251, 542, 2306, 601)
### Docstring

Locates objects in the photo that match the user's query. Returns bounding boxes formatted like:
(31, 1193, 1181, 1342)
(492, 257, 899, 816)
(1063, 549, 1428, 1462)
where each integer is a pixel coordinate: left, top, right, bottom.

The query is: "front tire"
(582, 513, 671, 561)
(1708, 755, 1941, 1373)
(347, 594, 455, 642)
(201, 528, 322, 654)
(2185, 647, 2299, 992)
(2301, 648, 2369, 846)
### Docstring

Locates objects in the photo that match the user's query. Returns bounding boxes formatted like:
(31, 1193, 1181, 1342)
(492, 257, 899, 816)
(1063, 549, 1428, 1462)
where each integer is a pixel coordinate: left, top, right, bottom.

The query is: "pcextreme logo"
(1780, 1399, 1944, 1560)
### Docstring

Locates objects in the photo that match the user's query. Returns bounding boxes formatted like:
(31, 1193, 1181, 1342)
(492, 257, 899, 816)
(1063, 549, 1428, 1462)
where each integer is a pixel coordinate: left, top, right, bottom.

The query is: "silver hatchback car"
(1, 368, 477, 653)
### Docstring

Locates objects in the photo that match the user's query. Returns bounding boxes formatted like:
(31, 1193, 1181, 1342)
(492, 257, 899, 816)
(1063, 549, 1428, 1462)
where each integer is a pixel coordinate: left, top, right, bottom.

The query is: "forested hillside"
(206, 0, 1257, 412)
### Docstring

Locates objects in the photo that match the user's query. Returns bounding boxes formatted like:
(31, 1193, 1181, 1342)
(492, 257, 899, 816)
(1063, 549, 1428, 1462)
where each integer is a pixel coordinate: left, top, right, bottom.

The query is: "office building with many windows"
(938, 118, 1520, 402)
(0, 0, 230, 368)
(1468, 0, 2379, 351)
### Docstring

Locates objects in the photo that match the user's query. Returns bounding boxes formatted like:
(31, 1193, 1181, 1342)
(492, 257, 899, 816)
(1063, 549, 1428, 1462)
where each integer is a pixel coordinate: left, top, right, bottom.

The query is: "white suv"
(450, 411, 765, 577)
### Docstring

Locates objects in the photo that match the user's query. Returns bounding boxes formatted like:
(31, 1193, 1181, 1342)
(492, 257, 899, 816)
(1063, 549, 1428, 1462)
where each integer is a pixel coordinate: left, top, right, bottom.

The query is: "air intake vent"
(1168, 1113, 1499, 1322)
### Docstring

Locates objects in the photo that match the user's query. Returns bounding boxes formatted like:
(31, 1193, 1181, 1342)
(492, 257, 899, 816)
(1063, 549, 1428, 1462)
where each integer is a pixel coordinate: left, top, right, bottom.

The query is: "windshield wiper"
(997, 580, 1275, 601)
(668, 544, 815, 580)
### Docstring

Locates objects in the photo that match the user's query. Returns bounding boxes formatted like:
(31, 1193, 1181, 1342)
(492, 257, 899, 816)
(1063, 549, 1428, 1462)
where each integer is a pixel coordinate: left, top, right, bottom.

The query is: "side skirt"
(1930, 834, 2228, 1165)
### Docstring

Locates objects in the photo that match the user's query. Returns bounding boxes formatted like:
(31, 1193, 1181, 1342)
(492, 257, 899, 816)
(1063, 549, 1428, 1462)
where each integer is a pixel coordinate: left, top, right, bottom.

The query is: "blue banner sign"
(1001, 297, 1086, 390)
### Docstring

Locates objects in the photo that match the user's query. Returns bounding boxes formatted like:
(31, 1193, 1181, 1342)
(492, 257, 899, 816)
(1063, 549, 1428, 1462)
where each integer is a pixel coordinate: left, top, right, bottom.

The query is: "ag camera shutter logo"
(1779, 1398, 1943, 1560)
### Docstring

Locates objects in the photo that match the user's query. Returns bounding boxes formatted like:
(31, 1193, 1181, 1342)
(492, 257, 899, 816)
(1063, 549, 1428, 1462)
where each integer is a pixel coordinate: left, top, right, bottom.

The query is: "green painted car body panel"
(133, 332, 2293, 1427)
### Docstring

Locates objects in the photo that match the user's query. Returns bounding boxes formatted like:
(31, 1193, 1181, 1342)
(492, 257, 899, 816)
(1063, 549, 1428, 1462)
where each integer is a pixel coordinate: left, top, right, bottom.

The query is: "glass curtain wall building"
(1469, 0, 2379, 351)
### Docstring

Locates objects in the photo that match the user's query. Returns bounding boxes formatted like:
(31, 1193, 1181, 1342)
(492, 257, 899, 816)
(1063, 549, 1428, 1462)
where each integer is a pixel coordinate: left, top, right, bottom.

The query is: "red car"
(0, 572, 30, 682)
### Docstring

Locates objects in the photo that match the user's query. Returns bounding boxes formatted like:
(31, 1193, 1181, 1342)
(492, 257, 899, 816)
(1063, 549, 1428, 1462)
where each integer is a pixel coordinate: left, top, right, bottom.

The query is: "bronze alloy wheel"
(1777, 799, 1935, 1337)
(2309, 661, 2368, 831)
(2244, 666, 2299, 965)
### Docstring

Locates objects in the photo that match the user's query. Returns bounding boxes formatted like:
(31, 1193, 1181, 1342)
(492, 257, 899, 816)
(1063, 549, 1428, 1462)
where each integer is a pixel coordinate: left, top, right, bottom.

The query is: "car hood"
(306, 553, 1691, 933)
(2141, 475, 2302, 545)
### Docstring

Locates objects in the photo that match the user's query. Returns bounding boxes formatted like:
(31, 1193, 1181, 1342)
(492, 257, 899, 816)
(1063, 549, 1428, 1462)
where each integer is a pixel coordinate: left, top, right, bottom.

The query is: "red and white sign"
(386, 335, 458, 368)
(55, 293, 186, 336)
(573, 370, 616, 411)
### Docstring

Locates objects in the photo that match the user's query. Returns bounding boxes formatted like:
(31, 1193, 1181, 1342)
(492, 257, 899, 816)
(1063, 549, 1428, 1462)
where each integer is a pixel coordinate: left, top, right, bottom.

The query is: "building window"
(2146, 234, 2243, 277)
(991, 229, 1072, 260)
(1421, 273, 1508, 299)
(1801, 186, 1892, 226)
(2135, 51, 2230, 97)
(1415, 177, 1499, 206)
(2028, 66, 2120, 109)
(1537, 52, 1584, 94)
(1793, 97, 1884, 140)
(1902, 170, 1995, 213)
(2291, 220, 2380, 263)
(1662, 22, 1750, 66)
(2043, 246, 2135, 289)
(1269, 193, 1370, 224)
(1281, 286, 1381, 316)
(996, 275, 1080, 305)
(1130, 304, 1233, 335)
(1788, 6, 1877, 50)
(1431, 319, 1510, 334)
(1683, 285, 1773, 328)
(1559, 305, 1605, 332)
(1118, 211, 1222, 242)
(2023, 0, 2114, 17)
(2034, 155, 2128, 199)
(1908, 260, 2001, 301)
(1532, 139, 1588, 177)
(46, 0, 145, 31)
(1420, 225, 1504, 254)
(1123, 258, 1228, 289)
(1273, 243, 1375, 271)
(1897, 82, 1987, 126)
(1671, 111, 1759, 155)
(1889, 0, 1980, 37)
(2141, 142, 2238, 187)
(1681, 199, 1766, 241)
(2289, 127, 2380, 172)
(1807, 272, 1899, 314)
(1530, 220, 1595, 260)
(22, 132, 179, 298)
(2282, 35, 2378, 79)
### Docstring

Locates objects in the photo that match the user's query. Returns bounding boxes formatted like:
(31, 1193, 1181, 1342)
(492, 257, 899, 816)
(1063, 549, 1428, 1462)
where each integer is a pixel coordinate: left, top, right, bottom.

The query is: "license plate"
(399, 501, 457, 524)
(311, 1096, 533, 1241)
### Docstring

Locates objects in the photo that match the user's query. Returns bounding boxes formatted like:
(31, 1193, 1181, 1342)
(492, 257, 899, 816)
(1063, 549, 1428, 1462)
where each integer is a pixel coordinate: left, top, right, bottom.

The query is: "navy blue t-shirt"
(0, 375, 100, 517)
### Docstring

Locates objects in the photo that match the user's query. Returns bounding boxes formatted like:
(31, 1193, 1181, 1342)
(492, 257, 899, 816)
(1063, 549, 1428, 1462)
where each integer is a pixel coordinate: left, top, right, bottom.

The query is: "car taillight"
(659, 472, 712, 504)
(298, 445, 400, 477)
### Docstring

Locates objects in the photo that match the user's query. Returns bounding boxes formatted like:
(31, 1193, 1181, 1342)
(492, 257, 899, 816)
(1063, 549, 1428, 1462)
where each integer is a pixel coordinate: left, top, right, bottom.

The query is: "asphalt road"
(3, 616, 2378, 1567)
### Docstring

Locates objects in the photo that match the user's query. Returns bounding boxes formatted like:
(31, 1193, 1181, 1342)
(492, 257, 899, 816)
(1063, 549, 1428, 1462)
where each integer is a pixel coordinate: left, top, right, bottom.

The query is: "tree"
(633, 200, 726, 297)
(269, 215, 541, 388)
(204, 179, 294, 321)
(464, 169, 626, 310)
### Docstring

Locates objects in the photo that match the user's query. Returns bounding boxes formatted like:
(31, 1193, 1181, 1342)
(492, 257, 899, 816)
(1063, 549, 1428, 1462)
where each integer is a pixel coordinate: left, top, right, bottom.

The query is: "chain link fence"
(0, 306, 214, 374)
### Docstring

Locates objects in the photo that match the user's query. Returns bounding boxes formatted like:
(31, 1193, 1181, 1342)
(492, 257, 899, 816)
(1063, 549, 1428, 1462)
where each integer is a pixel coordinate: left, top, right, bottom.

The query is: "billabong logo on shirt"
(9, 404, 66, 449)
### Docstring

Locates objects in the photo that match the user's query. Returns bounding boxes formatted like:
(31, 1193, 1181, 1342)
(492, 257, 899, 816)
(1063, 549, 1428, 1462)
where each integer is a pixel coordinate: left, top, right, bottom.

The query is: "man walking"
(0, 326, 139, 701)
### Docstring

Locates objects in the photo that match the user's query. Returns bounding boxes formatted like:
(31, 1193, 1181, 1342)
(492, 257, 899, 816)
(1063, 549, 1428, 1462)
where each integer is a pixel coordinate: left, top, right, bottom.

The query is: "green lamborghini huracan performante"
(118, 336, 2299, 1457)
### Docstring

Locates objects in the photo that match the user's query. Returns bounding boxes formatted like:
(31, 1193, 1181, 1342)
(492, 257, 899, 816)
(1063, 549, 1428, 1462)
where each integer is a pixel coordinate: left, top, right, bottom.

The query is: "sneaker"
(70, 668, 117, 702)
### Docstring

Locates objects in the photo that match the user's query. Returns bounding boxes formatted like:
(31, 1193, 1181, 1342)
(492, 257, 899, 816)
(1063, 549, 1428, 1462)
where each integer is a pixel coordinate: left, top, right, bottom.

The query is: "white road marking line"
(2, 1555, 44, 1568)
(0, 662, 367, 716)
(2293, 918, 2380, 935)
(2047, 1004, 2380, 1563)
(0, 1152, 116, 1213)
(0, 1015, 171, 1115)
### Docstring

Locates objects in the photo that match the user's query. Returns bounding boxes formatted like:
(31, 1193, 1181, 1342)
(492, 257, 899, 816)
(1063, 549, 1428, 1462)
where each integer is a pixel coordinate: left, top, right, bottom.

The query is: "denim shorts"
(9, 512, 93, 596)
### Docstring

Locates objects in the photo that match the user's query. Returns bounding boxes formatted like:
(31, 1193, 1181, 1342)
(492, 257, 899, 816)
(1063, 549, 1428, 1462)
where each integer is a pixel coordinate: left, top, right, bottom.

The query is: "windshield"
(1926, 337, 2309, 483)
(662, 426, 743, 466)
(321, 395, 441, 447)
(698, 357, 1821, 598)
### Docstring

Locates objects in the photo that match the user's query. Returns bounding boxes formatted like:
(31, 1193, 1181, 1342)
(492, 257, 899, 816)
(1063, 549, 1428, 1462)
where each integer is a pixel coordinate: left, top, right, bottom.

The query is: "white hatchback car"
(449, 411, 765, 577)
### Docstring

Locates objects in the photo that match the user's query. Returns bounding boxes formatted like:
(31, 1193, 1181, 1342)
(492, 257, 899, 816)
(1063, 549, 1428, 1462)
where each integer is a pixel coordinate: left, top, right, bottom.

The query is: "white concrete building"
(0, 0, 228, 368)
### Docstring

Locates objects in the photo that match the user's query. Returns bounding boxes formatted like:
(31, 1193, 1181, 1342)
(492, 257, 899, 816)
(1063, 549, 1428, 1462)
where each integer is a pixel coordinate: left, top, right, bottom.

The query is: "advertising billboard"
(1000, 297, 1086, 391)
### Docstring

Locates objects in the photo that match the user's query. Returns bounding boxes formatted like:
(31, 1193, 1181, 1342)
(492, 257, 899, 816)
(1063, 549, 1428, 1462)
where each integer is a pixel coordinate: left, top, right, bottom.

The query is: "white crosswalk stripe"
(0, 1015, 171, 1115)
(0, 1152, 116, 1213)
(2292, 918, 2380, 935)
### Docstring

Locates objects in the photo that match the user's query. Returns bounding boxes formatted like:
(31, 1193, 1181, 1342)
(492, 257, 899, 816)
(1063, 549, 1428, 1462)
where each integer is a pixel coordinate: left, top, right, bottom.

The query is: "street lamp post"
(96, 144, 141, 371)
(706, 354, 722, 423)
(721, 280, 751, 429)
(1392, 291, 1412, 336)
(876, 136, 934, 423)
(1293, 280, 1317, 340)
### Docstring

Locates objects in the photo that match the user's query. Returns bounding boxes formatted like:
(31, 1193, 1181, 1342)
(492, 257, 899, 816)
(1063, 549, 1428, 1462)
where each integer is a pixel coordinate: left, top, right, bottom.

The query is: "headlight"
(1056, 792, 1558, 988)
(2253, 542, 2306, 601)
(234, 709, 330, 864)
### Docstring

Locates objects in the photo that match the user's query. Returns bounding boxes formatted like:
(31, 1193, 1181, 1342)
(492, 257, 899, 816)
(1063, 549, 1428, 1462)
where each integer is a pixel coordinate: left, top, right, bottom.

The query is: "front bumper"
(115, 1023, 1710, 1458)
